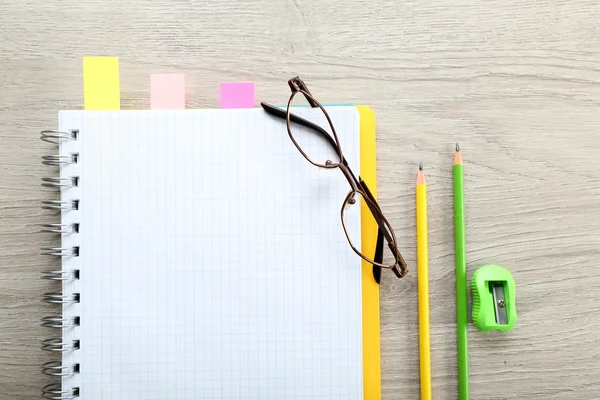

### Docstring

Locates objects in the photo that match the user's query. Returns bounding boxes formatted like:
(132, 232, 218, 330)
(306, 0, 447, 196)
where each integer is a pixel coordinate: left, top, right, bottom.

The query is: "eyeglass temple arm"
(359, 178, 408, 279)
(260, 102, 347, 163)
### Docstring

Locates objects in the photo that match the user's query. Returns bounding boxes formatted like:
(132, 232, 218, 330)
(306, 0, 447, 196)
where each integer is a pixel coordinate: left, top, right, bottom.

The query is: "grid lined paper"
(59, 108, 363, 399)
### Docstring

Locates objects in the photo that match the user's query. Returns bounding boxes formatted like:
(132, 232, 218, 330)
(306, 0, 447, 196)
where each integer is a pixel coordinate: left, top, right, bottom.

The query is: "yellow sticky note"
(83, 57, 120, 110)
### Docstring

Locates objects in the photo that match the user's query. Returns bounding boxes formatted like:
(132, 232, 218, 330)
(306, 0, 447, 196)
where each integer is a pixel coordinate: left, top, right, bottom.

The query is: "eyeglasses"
(261, 76, 408, 281)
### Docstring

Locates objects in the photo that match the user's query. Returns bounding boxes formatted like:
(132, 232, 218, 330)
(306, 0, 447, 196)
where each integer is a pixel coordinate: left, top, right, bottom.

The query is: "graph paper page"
(59, 108, 363, 399)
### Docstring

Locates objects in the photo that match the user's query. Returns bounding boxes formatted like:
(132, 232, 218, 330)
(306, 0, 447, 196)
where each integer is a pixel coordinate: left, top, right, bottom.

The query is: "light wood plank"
(1, 0, 599, 398)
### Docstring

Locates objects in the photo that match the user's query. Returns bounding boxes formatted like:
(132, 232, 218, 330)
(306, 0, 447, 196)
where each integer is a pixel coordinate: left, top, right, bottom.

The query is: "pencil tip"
(419, 162, 423, 171)
(416, 167, 426, 184)
(456, 143, 460, 152)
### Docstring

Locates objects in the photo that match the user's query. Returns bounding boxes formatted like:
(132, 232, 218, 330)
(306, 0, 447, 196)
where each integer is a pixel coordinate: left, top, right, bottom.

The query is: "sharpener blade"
(491, 283, 508, 325)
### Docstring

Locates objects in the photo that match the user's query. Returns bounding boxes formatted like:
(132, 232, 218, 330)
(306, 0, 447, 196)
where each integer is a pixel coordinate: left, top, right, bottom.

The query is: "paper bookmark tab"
(83, 57, 121, 110)
(151, 74, 186, 110)
(220, 82, 255, 108)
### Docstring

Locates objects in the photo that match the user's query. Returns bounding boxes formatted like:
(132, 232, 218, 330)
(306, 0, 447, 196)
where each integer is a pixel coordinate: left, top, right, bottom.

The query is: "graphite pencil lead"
(456, 143, 460, 152)
(419, 162, 423, 171)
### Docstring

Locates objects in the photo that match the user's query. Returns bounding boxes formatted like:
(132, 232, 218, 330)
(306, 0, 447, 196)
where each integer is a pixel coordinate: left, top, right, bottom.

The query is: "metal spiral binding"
(41, 270, 79, 281)
(42, 384, 79, 400)
(41, 130, 78, 144)
(41, 293, 80, 304)
(41, 316, 80, 329)
(41, 200, 79, 211)
(42, 154, 78, 166)
(41, 129, 80, 398)
(40, 223, 79, 234)
(42, 338, 80, 352)
(42, 361, 80, 377)
(41, 247, 79, 257)
(41, 177, 79, 188)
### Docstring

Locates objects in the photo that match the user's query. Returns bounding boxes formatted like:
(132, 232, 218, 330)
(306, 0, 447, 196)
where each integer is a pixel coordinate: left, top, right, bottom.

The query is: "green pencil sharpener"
(471, 265, 517, 332)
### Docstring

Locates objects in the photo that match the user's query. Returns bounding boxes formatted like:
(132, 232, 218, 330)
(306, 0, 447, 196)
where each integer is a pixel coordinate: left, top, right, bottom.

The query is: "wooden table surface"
(1, 1, 599, 399)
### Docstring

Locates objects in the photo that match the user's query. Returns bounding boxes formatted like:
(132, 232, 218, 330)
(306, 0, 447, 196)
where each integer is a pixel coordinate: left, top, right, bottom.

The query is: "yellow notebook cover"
(357, 106, 382, 400)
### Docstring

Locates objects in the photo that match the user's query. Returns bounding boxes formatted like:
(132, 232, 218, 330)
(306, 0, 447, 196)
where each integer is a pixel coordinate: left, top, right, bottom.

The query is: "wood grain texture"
(1, 0, 600, 398)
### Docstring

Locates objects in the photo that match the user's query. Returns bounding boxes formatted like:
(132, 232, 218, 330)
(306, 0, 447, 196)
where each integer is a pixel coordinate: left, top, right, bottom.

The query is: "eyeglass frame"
(260, 77, 408, 280)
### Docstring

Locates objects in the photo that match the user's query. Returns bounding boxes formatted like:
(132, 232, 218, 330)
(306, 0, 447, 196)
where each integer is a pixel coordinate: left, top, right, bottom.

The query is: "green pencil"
(453, 143, 469, 400)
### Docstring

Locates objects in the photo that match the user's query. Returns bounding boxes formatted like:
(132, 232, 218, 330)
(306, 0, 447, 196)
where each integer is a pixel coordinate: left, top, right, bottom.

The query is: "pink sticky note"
(151, 74, 185, 109)
(220, 82, 255, 108)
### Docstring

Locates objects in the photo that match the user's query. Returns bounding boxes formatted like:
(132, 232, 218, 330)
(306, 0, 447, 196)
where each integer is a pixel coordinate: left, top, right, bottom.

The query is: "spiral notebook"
(40, 107, 382, 400)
